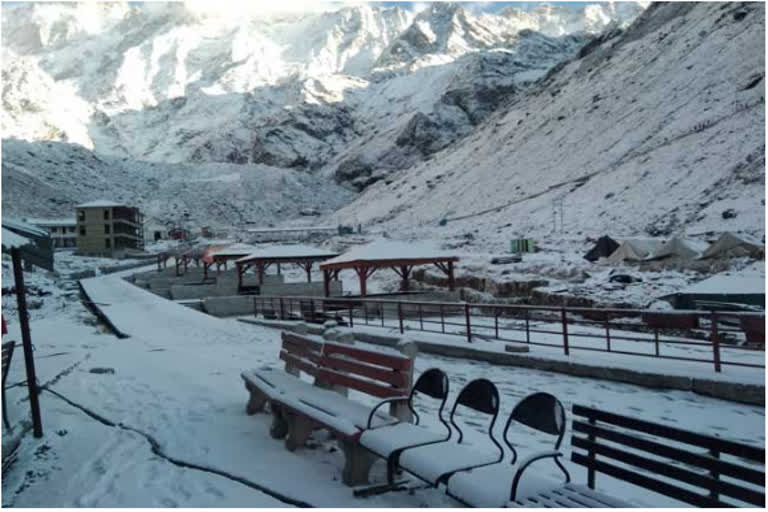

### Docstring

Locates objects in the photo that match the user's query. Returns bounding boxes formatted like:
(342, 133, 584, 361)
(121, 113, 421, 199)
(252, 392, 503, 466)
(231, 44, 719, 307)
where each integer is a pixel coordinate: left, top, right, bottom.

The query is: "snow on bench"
(241, 332, 414, 485)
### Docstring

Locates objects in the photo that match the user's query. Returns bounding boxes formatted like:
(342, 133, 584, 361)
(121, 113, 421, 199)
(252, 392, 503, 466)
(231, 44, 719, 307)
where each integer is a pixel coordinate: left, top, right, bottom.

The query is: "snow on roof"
(681, 273, 765, 296)
(210, 243, 259, 257)
(24, 217, 77, 227)
(2, 217, 49, 238)
(235, 244, 339, 263)
(2, 228, 33, 249)
(76, 199, 126, 208)
(322, 240, 458, 267)
(245, 226, 337, 233)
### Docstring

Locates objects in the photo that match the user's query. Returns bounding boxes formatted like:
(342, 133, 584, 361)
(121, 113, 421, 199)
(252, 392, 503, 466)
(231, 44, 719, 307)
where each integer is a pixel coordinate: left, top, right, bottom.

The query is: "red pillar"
(304, 262, 312, 283)
(400, 265, 412, 291)
(355, 265, 369, 297)
(323, 269, 330, 297)
(237, 263, 243, 291)
(257, 263, 264, 284)
(448, 261, 455, 291)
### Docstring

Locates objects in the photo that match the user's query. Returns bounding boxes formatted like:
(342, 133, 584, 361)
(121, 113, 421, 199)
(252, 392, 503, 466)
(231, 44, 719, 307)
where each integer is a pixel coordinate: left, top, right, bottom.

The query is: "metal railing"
(252, 295, 765, 373)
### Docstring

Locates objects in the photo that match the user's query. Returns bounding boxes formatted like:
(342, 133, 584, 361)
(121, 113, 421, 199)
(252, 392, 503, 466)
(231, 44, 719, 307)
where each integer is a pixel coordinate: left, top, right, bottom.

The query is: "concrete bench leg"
(269, 404, 289, 439)
(244, 381, 268, 415)
(284, 412, 315, 451)
(340, 439, 376, 486)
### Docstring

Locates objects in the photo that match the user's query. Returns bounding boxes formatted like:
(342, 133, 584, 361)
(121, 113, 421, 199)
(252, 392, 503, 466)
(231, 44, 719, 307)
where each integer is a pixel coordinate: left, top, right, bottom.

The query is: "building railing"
(252, 295, 765, 373)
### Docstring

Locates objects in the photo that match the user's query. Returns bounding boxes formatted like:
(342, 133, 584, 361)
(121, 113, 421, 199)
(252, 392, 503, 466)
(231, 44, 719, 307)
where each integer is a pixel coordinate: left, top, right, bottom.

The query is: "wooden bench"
(242, 332, 414, 485)
(510, 404, 765, 507)
(2, 341, 16, 429)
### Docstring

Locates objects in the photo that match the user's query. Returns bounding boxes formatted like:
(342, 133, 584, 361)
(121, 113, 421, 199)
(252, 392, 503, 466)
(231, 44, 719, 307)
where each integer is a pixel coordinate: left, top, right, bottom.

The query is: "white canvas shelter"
(607, 239, 664, 263)
(646, 237, 709, 261)
(701, 232, 764, 259)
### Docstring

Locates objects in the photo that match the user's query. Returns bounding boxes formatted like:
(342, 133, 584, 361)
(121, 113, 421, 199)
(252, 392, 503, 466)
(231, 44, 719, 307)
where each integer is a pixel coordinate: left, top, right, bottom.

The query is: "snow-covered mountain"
(2, 2, 644, 182)
(330, 2, 765, 246)
(3, 1, 762, 243)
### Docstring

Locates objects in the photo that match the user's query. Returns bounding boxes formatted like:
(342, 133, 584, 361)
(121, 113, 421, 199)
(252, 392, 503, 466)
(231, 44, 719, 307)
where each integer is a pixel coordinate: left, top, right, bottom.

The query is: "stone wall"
(260, 280, 342, 297)
(203, 295, 255, 317)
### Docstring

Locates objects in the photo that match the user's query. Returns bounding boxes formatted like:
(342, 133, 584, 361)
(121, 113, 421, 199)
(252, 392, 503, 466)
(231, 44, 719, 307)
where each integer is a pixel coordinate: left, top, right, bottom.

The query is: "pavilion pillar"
(355, 265, 369, 297)
(183, 256, 188, 273)
(257, 263, 265, 284)
(448, 261, 455, 291)
(277, 263, 281, 275)
(304, 262, 313, 283)
(204, 262, 210, 279)
(175, 257, 181, 277)
(399, 265, 412, 292)
(236, 263, 244, 291)
(323, 269, 331, 297)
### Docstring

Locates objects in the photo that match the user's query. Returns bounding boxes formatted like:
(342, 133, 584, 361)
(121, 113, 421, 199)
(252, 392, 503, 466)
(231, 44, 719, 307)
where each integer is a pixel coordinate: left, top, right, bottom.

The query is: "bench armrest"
(366, 396, 410, 429)
(510, 450, 570, 501)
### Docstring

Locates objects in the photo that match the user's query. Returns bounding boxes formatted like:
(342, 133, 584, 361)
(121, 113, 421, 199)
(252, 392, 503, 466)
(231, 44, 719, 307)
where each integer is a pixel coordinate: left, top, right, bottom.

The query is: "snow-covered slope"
(1, 139, 354, 228)
(329, 2, 765, 246)
(1, 2, 643, 182)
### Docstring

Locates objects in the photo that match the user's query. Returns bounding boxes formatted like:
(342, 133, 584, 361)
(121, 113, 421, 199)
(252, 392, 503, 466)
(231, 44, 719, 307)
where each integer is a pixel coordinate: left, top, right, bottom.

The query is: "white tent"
(646, 237, 709, 261)
(607, 239, 664, 263)
(701, 232, 764, 259)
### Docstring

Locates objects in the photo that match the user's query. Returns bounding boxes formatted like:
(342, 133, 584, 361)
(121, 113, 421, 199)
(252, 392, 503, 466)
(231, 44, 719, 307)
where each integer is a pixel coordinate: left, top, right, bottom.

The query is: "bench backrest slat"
(316, 368, 405, 398)
(280, 332, 323, 377)
(320, 354, 409, 388)
(571, 404, 765, 508)
(322, 342, 411, 371)
(2, 342, 14, 384)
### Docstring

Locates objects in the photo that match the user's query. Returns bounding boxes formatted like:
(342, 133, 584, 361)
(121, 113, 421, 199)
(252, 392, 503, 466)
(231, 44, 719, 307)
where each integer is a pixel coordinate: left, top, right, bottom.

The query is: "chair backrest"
(504, 392, 566, 461)
(408, 368, 450, 428)
(572, 404, 765, 508)
(2, 341, 15, 384)
(449, 379, 502, 451)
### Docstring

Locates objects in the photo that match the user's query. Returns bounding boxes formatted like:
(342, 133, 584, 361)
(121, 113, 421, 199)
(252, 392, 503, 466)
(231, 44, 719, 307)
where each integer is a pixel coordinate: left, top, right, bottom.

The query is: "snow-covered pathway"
(3, 274, 763, 507)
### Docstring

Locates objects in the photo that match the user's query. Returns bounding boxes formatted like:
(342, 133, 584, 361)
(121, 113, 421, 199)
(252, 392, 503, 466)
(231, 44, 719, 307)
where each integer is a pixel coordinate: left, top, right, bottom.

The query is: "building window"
(104, 209, 110, 220)
(104, 224, 111, 234)
(105, 238, 111, 249)
(78, 210, 85, 221)
(80, 226, 86, 236)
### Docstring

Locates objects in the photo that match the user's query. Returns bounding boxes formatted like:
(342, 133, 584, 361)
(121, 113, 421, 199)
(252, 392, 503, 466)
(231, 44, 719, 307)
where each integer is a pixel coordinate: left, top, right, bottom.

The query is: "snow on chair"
(396, 378, 505, 489)
(355, 368, 451, 496)
(445, 392, 570, 507)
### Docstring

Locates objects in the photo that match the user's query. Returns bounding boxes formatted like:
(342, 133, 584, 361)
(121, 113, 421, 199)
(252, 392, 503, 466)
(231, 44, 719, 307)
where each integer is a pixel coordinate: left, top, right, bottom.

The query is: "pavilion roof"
(236, 244, 339, 264)
(320, 240, 458, 270)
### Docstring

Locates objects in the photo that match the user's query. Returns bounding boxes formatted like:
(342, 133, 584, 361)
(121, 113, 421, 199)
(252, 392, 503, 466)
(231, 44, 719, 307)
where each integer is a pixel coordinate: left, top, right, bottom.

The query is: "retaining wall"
(203, 295, 256, 317)
(260, 281, 342, 297)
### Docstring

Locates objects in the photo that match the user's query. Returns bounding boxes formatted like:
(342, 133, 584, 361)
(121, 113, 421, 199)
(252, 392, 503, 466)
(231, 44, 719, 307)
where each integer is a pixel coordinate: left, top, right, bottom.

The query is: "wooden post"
(355, 266, 368, 297)
(525, 308, 530, 343)
(183, 256, 188, 273)
(279, 298, 285, 320)
(398, 302, 404, 334)
(418, 303, 423, 331)
(304, 262, 312, 283)
(711, 312, 721, 373)
(323, 269, 330, 297)
(447, 261, 455, 291)
(277, 263, 281, 275)
(440, 304, 445, 333)
(258, 263, 265, 285)
(465, 303, 472, 343)
(561, 308, 569, 355)
(204, 262, 209, 279)
(587, 416, 596, 489)
(11, 248, 43, 438)
(400, 265, 411, 291)
(654, 328, 660, 357)
(349, 303, 354, 328)
(494, 309, 499, 339)
(236, 263, 243, 292)
(605, 314, 611, 352)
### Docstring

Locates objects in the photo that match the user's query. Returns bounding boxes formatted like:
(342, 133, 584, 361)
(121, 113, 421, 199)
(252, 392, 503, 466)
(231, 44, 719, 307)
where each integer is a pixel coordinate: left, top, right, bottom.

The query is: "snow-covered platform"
(4, 273, 762, 507)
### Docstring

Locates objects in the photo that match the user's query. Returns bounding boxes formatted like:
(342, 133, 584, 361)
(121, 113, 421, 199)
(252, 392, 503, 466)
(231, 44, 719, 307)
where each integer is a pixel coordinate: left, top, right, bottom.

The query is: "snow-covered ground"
(2, 271, 763, 507)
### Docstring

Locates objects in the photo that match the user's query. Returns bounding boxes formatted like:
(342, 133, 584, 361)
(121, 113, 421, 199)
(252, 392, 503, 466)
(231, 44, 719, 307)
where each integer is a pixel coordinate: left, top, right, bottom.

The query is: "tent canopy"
(646, 237, 709, 261)
(584, 235, 620, 262)
(701, 232, 764, 260)
(607, 239, 664, 263)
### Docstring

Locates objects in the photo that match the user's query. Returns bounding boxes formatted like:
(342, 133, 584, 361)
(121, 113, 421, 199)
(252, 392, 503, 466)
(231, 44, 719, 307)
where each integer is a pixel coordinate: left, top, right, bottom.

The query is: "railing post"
(440, 304, 445, 333)
(654, 328, 660, 357)
(587, 415, 596, 489)
(364, 302, 368, 325)
(418, 304, 423, 331)
(494, 309, 499, 339)
(604, 315, 611, 352)
(398, 302, 404, 334)
(349, 302, 354, 328)
(465, 303, 472, 343)
(525, 308, 530, 343)
(709, 448, 721, 500)
(561, 307, 569, 355)
(279, 297, 285, 320)
(711, 312, 721, 373)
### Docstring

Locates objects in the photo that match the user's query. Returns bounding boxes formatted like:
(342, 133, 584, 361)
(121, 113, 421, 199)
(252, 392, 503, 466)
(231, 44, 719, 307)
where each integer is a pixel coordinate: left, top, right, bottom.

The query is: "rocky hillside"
(2, 2, 645, 193)
(329, 2, 765, 248)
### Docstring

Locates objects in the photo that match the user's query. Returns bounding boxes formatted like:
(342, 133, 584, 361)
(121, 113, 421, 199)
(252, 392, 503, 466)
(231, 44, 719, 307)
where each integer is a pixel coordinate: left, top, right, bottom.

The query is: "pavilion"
(202, 243, 258, 278)
(235, 244, 340, 292)
(319, 240, 458, 297)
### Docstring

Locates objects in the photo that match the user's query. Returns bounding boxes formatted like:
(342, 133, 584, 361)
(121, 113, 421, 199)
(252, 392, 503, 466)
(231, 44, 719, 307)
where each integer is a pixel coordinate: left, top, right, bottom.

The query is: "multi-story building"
(25, 218, 77, 248)
(75, 200, 144, 258)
